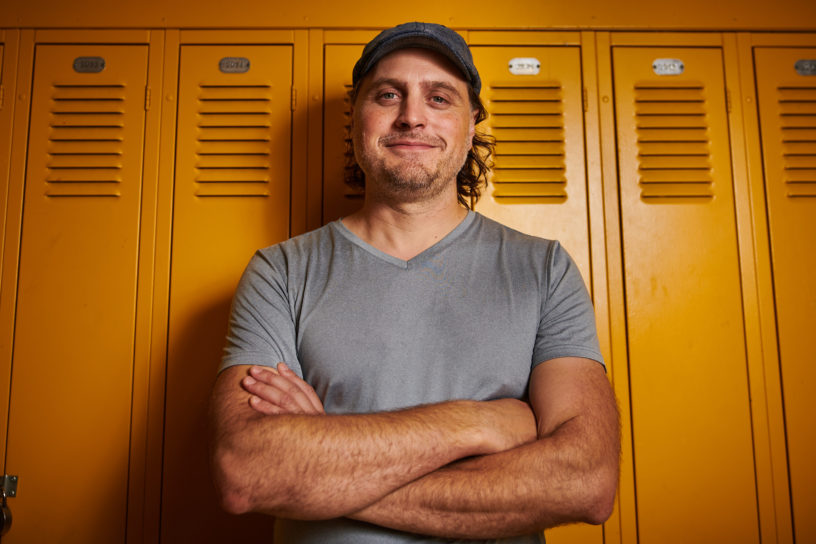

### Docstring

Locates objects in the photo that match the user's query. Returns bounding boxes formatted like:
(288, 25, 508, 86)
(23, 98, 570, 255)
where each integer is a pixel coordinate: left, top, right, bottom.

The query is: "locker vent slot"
(778, 85, 816, 198)
(194, 83, 275, 197)
(489, 82, 567, 203)
(46, 84, 126, 197)
(634, 82, 713, 201)
(342, 83, 364, 200)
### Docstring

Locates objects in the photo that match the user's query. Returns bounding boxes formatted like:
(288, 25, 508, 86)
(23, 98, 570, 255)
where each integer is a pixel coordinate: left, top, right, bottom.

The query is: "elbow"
(582, 488, 616, 525)
(211, 445, 337, 520)
(581, 468, 618, 525)
(212, 447, 255, 515)
(219, 487, 253, 516)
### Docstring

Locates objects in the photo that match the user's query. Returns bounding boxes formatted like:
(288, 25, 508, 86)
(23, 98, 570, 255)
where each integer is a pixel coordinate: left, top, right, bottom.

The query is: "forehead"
(360, 48, 469, 90)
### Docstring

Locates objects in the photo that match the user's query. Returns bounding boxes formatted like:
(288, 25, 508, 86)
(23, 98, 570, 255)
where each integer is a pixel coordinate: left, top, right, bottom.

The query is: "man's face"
(351, 48, 477, 204)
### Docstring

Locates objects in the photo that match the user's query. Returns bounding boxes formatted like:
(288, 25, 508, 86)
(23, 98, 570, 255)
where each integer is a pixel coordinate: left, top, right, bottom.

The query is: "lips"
(386, 141, 435, 150)
(380, 133, 443, 149)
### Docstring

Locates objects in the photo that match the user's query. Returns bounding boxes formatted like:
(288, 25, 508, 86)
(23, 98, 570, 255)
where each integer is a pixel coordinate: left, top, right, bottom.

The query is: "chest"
(292, 254, 542, 413)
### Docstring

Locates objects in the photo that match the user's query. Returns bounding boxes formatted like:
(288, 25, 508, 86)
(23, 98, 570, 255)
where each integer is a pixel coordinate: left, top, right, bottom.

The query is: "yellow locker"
(323, 43, 366, 222)
(0, 39, 6, 297)
(613, 47, 759, 543)
(472, 43, 600, 544)
(471, 45, 591, 288)
(754, 46, 816, 544)
(161, 43, 293, 542)
(0, 39, 4, 242)
(0, 33, 16, 304)
(324, 35, 602, 544)
(4, 44, 148, 543)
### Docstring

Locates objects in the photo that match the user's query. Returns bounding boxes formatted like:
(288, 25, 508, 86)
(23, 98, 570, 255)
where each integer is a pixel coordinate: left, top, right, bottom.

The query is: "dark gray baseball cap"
(352, 22, 481, 95)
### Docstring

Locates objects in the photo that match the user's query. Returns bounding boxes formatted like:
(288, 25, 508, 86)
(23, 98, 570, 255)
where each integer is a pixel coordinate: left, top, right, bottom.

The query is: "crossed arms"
(209, 356, 619, 539)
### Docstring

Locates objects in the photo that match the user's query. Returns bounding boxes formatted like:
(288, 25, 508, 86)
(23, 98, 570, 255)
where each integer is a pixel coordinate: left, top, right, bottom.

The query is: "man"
(210, 22, 619, 543)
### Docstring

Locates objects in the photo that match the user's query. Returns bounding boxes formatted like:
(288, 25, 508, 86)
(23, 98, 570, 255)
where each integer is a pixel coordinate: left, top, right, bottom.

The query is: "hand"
(242, 363, 325, 415)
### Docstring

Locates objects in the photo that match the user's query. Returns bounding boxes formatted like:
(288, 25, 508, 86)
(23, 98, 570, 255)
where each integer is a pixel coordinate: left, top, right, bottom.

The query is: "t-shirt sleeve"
(219, 248, 300, 374)
(532, 241, 605, 369)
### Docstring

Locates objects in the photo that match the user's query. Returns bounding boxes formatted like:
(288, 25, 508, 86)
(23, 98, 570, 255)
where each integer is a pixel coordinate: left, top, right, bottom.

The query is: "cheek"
(442, 114, 473, 144)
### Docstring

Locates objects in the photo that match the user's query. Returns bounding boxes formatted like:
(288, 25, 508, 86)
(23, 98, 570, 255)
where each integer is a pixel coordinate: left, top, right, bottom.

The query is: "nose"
(395, 93, 426, 130)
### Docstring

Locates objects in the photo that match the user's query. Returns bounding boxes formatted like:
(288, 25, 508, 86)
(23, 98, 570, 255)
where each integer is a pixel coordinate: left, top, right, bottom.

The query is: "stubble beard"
(355, 134, 469, 204)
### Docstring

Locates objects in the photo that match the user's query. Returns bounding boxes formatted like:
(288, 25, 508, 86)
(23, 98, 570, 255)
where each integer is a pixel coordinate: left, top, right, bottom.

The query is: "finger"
(278, 363, 325, 414)
(247, 365, 280, 384)
(243, 375, 305, 413)
(242, 374, 315, 414)
(248, 395, 288, 415)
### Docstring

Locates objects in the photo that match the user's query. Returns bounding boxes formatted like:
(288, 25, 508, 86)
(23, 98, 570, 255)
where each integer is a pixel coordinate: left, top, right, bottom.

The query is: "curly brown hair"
(344, 86, 495, 209)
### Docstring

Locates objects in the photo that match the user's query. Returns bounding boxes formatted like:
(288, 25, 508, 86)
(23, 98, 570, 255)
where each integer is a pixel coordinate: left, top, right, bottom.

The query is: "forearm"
(210, 366, 537, 520)
(351, 360, 620, 539)
(351, 417, 618, 539)
(215, 402, 497, 518)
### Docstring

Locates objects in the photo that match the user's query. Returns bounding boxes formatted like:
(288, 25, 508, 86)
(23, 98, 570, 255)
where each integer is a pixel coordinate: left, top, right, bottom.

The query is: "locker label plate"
(794, 59, 816, 76)
(652, 58, 684, 76)
(507, 58, 541, 75)
(219, 57, 250, 73)
(73, 57, 106, 73)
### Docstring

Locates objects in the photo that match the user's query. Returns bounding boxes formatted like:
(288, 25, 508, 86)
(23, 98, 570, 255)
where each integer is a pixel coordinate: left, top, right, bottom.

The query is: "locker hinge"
(725, 89, 732, 113)
(1, 476, 17, 498)
(582, 87, 588, 113)
(291, 88, 297, 112)
(145, 86, 151, 111)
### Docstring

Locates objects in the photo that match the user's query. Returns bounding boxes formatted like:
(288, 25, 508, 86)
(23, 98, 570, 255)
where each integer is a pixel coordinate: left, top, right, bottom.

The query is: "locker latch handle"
(0, 483, 12, 537)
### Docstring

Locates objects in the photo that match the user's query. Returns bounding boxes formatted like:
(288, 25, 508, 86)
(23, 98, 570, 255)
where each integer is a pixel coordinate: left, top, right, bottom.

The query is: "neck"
(342, 188, 469, 261)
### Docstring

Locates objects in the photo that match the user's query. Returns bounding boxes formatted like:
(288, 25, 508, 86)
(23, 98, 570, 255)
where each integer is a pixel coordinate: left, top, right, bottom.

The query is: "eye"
(379, 91, 398, 101)
(430, 95, 448, 105)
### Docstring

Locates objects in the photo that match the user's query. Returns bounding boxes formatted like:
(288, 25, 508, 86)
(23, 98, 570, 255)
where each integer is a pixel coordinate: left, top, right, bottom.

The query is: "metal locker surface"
(471, 45, 591, 291)
(0, 41, 6, 295)
(467, 48, 603, 543)
(612, 47, 759, 544)
(323, 43, 365, 223)
(162, 43, 293, 542)
(754, 46, 816, 544)
(4, 43, 148, 543)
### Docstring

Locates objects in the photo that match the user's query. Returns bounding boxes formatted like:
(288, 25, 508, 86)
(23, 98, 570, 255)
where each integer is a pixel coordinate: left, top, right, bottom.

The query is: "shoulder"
(469, 212, 564, 262)
(233, 222, 345, 293)
(468, 213, 584, 291)
(251, 221, 343, 268)
(470, 212, 555, 246)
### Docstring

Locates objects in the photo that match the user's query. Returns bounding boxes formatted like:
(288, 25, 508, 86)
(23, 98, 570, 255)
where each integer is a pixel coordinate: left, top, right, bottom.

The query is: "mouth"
(380, 134, 443, 152)
(385, 141, 436, 151)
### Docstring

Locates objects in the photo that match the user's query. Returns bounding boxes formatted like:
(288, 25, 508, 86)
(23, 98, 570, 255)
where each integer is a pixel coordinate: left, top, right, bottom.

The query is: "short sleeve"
(219, 249, 300, 374)
(532, 242, 605, 368)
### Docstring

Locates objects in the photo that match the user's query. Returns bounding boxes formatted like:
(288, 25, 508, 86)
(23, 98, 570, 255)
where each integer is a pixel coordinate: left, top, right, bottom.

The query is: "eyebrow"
(367, 78, 465, 100)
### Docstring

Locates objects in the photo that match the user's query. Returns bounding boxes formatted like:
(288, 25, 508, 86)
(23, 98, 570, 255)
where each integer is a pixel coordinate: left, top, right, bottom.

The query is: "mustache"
(379, 132, 444, 147)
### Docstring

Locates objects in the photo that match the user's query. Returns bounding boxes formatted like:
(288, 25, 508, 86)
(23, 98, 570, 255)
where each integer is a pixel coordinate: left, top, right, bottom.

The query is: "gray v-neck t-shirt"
(221, 211, 603, 542)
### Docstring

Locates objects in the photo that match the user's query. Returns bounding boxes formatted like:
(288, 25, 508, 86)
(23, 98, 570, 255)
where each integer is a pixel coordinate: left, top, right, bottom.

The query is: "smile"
(386, 141, 436, 151)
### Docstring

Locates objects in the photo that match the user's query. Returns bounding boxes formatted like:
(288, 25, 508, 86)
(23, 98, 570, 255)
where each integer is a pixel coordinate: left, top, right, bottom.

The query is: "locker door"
(0, 41, 6, 291)
(5, 44, 148, 543)
(0, 36, 16, 301)
(613, 47, 759, 543)
(324, 40, 600, 544)
(162, 44, 292, 542)
(472, 46, 591, 286)
(323, 44, 365, 222)
(754, 47, 816, 544)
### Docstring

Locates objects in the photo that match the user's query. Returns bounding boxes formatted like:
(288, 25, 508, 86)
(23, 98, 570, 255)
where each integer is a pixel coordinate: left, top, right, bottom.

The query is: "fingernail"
(244, 376, 256, 386)
(278, 362, 289, 372)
